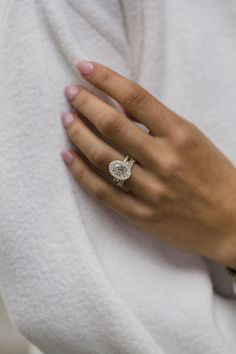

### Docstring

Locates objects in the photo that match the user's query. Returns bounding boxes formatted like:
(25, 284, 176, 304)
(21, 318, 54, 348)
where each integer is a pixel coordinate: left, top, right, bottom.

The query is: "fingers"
(117, 103, 139, 122)
(64, 85, 158, 168)
(75, 61, 178, 136)
(61, 111, 165, 205)
(61, 149, 154, 224)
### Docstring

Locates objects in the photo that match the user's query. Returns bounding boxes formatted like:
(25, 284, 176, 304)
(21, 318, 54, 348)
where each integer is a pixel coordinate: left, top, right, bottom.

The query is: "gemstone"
(108, 160, 131, 180)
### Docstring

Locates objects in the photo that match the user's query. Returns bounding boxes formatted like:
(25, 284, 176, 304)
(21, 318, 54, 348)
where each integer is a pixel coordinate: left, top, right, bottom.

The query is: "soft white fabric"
(0, 1, 236, 354)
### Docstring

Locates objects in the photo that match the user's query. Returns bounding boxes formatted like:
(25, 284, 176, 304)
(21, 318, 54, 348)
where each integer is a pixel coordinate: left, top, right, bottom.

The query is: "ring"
(108, 155, 136, 191)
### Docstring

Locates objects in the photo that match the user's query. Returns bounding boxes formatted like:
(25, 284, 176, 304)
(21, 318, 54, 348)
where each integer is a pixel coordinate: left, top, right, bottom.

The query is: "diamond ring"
(108, 155, 136, 190)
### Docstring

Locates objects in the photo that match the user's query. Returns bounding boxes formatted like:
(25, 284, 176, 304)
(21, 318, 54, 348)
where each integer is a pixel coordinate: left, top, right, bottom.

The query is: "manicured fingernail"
(61, 112, 74, 128)
(61, 151, 74, 165)
(64, 85, 79, 100)
(76, 60, 94, 76)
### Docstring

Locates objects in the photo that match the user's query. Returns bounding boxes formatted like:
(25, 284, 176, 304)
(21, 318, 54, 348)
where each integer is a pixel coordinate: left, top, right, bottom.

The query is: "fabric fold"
(0, 1, 235, 353)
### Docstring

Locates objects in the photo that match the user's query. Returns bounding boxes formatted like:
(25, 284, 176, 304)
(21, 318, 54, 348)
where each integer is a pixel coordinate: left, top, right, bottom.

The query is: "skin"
(61, 61, 236, 269)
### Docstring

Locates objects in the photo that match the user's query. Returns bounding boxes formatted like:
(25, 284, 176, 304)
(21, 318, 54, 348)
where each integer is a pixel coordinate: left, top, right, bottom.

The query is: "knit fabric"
(0, 1, 236, 354)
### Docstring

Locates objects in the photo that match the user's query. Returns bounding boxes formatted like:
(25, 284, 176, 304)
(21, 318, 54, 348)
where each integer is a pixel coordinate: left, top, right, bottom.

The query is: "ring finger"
(61, 111, 165, 205)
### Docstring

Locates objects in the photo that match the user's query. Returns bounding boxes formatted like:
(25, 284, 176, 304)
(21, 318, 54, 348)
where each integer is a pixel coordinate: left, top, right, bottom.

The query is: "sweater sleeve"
(0, 1, 135, 353)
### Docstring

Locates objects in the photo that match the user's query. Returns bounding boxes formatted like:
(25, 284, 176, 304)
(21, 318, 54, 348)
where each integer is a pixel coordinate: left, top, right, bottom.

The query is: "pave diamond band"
(108, 155, 136, 190)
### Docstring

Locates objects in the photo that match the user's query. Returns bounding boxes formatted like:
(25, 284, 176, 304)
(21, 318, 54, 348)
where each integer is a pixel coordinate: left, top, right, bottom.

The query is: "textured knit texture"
(0, 1, 236, 354)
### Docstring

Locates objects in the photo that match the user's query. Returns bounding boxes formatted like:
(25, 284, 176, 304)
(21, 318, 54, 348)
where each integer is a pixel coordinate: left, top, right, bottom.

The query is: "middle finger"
(64, 85, 159, 168)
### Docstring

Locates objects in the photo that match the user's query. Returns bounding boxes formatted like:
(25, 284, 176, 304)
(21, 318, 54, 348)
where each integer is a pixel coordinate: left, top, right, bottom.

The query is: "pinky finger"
(61, 150, 153, 223)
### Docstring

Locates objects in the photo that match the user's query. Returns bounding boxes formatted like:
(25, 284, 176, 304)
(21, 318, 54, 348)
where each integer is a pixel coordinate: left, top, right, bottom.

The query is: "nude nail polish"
(64, 85, 79, 100)
(61, 112, 74, 128)
(61, 151, 74, 164)
(76, 60, 94, 76)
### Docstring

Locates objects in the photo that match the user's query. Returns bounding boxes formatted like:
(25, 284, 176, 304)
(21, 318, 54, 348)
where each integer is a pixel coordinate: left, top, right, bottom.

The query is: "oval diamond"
(108, 160, 131, 180)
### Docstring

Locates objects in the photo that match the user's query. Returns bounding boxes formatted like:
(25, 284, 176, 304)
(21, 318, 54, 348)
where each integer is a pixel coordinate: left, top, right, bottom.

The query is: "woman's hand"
(61, 61, 236, 268)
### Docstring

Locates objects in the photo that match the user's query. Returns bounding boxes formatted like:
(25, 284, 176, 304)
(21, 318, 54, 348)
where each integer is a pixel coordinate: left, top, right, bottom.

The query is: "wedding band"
(108, 155, 136, 190)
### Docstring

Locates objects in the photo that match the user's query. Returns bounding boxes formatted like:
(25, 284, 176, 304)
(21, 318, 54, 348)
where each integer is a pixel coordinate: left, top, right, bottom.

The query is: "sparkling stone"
(108, 160, 131, 180)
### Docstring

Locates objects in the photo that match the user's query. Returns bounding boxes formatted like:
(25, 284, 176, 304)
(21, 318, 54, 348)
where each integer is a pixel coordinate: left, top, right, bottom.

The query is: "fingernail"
(61, 112, 74, 128)
(76, 60, 94, 76)
(64, 85, 79, 100)
(61, 151, 74, 165)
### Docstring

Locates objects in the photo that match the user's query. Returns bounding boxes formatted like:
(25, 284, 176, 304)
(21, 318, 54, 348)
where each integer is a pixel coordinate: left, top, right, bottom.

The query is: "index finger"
(75, 60, 175, 136)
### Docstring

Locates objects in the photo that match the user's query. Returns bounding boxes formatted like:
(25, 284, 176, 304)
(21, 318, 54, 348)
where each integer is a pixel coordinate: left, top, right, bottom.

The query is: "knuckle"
(93, 186, 109, 202)
(122, 203, 145, 221)
(177, 129, 191, 146)
(131, 206, 155, 223)
(141, 208, 158, 223)
(174, 122, 197, 148)
(91, 151, 108, 170)
(123, 85, 148, 108)
(160, 155, 180, 178)
(145, 142, 160, 163)
(100, 114, 124, 137)
(152, 185, 168, 203)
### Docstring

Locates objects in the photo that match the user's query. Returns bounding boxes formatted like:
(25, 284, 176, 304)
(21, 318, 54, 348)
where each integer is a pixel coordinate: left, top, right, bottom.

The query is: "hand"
(61, 61, 236, 268)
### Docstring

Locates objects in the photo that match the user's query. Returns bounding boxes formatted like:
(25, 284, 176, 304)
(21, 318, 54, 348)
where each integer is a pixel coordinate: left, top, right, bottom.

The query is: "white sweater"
(0, 1, 236, 354)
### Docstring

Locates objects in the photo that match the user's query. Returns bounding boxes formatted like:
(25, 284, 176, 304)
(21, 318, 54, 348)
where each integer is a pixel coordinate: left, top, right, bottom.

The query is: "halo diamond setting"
(108, 155, 136, 190)
(108, 160, 131, 180)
